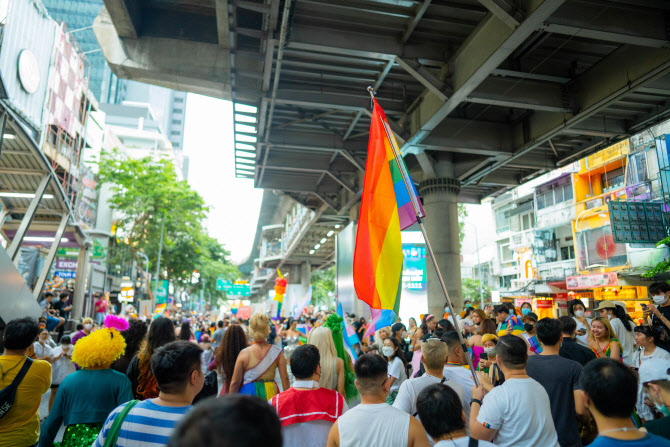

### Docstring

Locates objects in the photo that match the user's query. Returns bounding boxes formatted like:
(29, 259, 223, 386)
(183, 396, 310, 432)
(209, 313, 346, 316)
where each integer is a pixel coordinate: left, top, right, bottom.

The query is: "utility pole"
(154, 213, 165, 299)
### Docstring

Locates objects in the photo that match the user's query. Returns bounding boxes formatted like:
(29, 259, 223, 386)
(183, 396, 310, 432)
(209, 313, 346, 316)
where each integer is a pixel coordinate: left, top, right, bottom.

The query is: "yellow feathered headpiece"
(72, 315, 128, 368)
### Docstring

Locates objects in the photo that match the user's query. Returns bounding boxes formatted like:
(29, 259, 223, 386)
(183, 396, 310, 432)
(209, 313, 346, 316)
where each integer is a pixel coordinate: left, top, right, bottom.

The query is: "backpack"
(0, 358, 33, 419)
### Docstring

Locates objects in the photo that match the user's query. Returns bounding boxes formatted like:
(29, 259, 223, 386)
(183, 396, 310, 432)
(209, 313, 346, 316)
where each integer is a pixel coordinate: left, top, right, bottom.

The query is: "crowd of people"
(2, 284, 670, 446)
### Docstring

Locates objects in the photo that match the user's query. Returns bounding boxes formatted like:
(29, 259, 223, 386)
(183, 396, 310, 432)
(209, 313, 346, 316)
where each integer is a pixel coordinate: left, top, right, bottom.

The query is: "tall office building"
(42, 0, 188, 178)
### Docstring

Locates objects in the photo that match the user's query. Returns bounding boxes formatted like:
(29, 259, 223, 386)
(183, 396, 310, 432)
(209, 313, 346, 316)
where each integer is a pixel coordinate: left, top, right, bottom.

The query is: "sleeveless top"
(591, 338, 623, 361)
(248, 346, 279, 381)
(338, 403, 409, 447)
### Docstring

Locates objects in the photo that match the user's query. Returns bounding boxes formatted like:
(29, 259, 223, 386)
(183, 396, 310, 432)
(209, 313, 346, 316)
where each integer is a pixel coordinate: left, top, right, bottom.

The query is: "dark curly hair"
(214, 325, 248, 393)
(121, 318, 148, 359)
(137, 317, 176, 399)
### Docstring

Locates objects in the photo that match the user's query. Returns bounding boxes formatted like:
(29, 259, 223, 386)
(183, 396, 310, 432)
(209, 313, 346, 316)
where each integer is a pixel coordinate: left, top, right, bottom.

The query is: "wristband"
(471, 398, 482, 406)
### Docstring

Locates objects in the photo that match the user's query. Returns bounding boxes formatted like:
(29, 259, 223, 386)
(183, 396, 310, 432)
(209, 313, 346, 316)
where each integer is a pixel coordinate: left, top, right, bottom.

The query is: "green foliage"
(643, 236, 670, 278)
(97, 149, 239, 298)
(461, 277, 491, 304)
(311, 265, 336, 309)
(458, 204, 468, 249)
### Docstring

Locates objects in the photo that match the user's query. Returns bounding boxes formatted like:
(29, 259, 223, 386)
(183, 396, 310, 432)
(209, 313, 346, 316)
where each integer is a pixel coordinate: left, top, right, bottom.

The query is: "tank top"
(338, 403, 409, 447)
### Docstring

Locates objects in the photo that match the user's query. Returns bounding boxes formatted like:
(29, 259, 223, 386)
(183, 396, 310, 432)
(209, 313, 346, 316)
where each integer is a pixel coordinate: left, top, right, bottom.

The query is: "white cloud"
(182, 94, 262, 264)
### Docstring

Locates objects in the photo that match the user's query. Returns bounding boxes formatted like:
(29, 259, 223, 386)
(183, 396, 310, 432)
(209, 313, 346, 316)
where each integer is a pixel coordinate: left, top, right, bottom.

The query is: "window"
(602, 167, 625, 192)
(172, 120, 182, 125)
(171, 131, 181, 136)
(627, 151, 648, 185)
(174, 97, 184, 103)
(560, 245, 575, 260)
(536, 176, 573, 210)
(521, 212, 535, 231)
(173, 108, 183, 114)
(499, 240, 514, 263)
(501, 275, 515, 289)
(495, 206, 511, 233)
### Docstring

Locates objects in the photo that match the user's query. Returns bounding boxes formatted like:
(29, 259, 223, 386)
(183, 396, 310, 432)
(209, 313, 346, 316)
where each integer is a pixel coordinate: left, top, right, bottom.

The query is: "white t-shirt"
(33, 341, 53, 360)
(476, 378, 559, 447)
(338, 403, 410, 447)
(609, 318, 636, 365)
(633, 346, 670, 422)
(443, 365, 475, 405)
(435, 438, 496, 447)
(388, 357, 407, 391)
(51, 345, 76, 385)
(393, 374, 469, 422)
(572, 317, 592, 347)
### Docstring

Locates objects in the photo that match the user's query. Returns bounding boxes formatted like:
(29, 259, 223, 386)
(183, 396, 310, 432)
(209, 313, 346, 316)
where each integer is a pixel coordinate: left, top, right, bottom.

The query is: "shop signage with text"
(567, 272, 618, 290)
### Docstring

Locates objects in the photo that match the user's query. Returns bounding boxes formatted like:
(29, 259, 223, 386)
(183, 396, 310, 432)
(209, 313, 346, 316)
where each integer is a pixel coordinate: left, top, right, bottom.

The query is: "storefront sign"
(586, 140, 629, 170)
(553, 293, 569, 301)
(567, 272, 618, 290)
(536, 299, 554, 309)
(236, 305, 252, 320)
(56, 260, 77, 270)
(55, 271, 76, 279)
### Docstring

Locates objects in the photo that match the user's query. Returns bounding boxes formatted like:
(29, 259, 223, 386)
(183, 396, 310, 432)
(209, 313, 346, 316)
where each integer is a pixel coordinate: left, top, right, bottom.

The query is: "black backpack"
(0, 358, 33, 419)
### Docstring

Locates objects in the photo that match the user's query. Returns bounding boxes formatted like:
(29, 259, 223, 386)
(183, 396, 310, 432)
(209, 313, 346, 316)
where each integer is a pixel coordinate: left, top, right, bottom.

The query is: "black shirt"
(644, 415, 670, 440)
(559, 337, 597, 367)
(527, 354, 583, 447)
(651, 304, 670, 351)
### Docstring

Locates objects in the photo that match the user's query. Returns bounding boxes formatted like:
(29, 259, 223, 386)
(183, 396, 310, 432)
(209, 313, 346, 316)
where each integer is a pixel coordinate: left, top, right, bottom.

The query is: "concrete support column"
(418, 154, 462, 317)
(71, 245, 90, 321)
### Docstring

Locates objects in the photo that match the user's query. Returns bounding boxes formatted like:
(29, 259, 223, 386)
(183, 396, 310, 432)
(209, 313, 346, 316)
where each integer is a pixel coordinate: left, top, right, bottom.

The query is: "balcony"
(250, 260, 273, 285)
(536, 200, 575, 229)
(509, 229, 534, 250)
(536, 259, 578, 281)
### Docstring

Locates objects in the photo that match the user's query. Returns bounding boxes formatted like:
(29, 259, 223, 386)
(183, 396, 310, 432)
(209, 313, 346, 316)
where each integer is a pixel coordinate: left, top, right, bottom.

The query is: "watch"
(471, 398, 482, 406)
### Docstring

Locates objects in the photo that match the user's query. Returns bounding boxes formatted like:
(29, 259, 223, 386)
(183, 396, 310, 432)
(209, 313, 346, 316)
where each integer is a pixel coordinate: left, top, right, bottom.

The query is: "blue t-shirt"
(589, 433, 670, 447)
(93, 399, 191, 447)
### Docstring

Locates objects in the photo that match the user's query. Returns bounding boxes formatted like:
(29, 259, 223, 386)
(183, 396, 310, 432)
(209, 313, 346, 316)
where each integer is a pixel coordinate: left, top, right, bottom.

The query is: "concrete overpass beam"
(401, 0, 566, 152)
(102, 0, 141, 38)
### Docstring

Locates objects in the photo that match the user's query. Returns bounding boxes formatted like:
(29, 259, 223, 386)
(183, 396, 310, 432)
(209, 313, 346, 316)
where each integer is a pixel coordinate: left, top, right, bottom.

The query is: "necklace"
(599, 427, 637, 436)
(0, 358, 24, 381)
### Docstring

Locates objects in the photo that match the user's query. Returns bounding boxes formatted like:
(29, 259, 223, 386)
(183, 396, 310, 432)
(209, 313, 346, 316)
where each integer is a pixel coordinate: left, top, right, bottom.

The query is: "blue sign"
(55, 271, 76, 279)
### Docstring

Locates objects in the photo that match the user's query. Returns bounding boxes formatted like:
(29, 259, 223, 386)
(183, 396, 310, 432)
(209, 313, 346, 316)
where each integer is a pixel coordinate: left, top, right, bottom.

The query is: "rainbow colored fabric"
(497, 315, 525, 336)
(527, 335, 543, 354)
(353, 98, 424, 311)
(239, 380, 278, 401)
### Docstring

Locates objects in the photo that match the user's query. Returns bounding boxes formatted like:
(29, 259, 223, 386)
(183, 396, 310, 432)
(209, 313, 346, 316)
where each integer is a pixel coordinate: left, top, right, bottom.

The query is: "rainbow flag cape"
(527, 335, 543, 354)
(497, 314, 524, 336)
(353, 98, 424, 311)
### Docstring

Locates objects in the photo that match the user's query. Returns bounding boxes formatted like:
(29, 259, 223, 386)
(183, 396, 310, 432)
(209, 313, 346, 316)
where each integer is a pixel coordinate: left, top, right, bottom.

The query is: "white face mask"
(607, 313, 613, 320)
(653, 295, 667, 305)
(84, 324, 92, 330)
(382, 346, 394, 357)
(574, 310, 585, 318)
(484, 347, 496, 357)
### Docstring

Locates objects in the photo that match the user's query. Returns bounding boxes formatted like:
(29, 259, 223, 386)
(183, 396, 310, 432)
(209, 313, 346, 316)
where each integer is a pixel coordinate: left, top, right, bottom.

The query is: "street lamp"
(463, 222, 484, 309)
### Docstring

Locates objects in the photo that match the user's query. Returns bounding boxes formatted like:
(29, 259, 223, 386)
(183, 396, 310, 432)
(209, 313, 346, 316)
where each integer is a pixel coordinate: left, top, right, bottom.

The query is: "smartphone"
(480, 353, 488, 360)
(641, 304, 648, 310)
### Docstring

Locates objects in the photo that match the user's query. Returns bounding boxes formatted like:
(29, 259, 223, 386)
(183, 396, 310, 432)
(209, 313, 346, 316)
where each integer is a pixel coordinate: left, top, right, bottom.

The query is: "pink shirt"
(95, 299, 107, 313)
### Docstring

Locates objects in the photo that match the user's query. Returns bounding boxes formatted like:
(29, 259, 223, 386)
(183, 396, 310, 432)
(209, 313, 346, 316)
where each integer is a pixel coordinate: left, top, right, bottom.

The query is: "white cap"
(639, 358, 670, 384)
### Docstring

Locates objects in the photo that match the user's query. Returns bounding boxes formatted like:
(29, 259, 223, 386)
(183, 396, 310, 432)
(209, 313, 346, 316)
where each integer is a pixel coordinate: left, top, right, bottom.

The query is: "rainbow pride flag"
(353, 98, 424, 311)
(497, 314, 525, 336)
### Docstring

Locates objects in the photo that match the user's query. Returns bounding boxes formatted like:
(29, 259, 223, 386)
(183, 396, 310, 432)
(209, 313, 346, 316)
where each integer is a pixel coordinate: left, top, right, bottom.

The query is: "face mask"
(84, 324, 92, 330)
(574, 310, 585, 318)
(445, 308, 450, 314)
(607, 314, 613, 321)
(523, 323, 534, 333)
(402, 331, 407, 339)
(484, 347, 496, 357)
(521, 308, 531, 315)
(382, 346, 394, 357)
(653, 295, 667, 305)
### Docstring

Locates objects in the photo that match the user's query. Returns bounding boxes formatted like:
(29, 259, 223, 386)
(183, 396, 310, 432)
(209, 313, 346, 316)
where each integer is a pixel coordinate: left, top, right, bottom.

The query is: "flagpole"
(367, 87, 479, 386)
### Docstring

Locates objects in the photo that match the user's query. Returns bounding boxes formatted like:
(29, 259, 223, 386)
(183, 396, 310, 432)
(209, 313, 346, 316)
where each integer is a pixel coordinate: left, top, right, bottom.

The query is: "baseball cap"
(639, 358, 670, 384)
(594, 300, 616, 311)
(523, 312, 539, 322)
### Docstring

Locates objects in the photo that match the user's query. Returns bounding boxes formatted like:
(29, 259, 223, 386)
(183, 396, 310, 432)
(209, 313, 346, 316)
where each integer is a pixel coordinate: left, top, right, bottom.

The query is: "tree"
(643, 236, 670, 278)
(311, 266, 336, 309)
(461, 277, 491, 305)
(97, 149, 239, 296)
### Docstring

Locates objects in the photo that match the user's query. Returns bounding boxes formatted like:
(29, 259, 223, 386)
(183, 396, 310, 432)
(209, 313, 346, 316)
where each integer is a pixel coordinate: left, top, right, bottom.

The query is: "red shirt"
(269, 386, 345, 427)
(95, 299, 107, 313)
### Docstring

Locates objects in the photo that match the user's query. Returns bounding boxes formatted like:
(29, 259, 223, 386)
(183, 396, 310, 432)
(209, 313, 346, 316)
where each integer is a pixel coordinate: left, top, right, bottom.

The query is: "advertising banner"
(567, 272, 618, 290)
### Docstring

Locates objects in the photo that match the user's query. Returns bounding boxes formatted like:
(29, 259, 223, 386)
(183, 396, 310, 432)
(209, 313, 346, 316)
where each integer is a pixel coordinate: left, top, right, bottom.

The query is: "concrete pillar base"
(418, 177, 462, 318)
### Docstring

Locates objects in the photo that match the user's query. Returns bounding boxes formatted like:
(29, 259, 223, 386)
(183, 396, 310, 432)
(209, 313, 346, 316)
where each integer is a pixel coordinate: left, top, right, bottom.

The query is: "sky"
(182, 94, 263, 264)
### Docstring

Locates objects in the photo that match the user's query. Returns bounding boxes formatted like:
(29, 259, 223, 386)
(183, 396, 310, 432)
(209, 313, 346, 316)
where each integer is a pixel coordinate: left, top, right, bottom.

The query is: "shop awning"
(534, 283, 568, 294)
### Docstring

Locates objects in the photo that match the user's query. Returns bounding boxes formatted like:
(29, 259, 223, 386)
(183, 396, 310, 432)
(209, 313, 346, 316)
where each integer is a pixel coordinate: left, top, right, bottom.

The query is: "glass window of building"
(501, 275, 515, 289)
(495, 206, 511, 233)
(499, 240, 513, 263)
(536, 176, 573, 210)
(575, 225, 627, 270)
(601, 167, 625, 192)
(560, 245, 575, 260)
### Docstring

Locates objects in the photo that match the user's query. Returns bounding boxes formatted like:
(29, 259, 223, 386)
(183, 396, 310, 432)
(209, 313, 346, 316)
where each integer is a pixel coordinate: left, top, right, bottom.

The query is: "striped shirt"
(92, 400, 191, 447)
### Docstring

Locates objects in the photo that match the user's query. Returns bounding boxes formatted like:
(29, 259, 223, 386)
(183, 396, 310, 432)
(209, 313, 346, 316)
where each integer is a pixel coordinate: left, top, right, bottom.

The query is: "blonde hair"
(421, 338, 448, 370)
(592, 317, 615, 342)
(249, 313, 270, 342)
(82, 317, 93, 325)
(307, 327, 337, 390)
